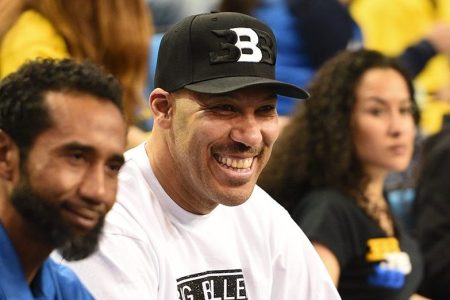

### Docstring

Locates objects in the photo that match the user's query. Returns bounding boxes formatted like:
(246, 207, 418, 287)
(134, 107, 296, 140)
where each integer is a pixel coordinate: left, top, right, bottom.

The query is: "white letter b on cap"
(230, 28, 262, 62)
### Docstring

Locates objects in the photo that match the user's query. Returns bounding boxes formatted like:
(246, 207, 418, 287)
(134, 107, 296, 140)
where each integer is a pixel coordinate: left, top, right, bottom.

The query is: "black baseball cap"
(154, 11, 309, 99)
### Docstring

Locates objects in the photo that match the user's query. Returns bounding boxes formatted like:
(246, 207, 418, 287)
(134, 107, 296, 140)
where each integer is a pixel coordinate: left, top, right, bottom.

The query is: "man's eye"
(215, 104, 234, 111)
(67, 152, 86, 164)
(106, 161, 123, 175)
(258, 105, 276, 114)
(210, 104, 236, 113)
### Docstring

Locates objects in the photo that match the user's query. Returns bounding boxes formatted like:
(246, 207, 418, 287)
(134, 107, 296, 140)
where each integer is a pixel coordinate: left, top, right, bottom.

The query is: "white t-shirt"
(60, 144, 340, 299)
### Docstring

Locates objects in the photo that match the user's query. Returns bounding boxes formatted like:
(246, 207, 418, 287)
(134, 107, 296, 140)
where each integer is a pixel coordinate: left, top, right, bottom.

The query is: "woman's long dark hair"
(259, 49, 419, 214)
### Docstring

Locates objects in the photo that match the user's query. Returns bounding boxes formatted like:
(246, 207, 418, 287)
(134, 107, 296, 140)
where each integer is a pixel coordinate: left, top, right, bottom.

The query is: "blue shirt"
(0, 224, 93, 300)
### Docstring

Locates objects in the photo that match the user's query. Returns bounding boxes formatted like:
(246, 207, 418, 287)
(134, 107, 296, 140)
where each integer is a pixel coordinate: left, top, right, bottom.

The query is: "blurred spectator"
(351, 0, 450, 135)
(0, 0, 153, 148)
(413, 126, 450, 299)
(259, 49, 425, 299)
(350, 0, 450, 230)
(146, 0, 221, 32)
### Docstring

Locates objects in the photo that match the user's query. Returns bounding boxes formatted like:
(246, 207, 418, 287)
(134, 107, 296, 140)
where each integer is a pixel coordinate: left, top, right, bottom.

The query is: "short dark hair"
(0, 58, 123, 155)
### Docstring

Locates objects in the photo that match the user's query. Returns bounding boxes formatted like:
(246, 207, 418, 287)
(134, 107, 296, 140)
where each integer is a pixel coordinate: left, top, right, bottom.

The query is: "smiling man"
(63, 12, 340, 299)
(0, 59, 127, 299)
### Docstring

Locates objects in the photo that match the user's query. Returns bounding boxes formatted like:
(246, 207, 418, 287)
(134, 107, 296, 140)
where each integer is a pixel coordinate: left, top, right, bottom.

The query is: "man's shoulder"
(254, 185, 297, 211)
(117, 144, 154, 198)
(240, 185, 299, 232)
(45, 258, 86, 286)
(247, 185, 289, 214)
(44, 258, 94, 299)
(121, 143, 148, 177)
(105, 144, 164, 240)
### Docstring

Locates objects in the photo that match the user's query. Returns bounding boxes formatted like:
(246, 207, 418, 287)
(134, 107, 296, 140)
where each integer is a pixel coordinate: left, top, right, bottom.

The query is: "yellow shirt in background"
(351, 0, 450, 134)
(0, 10, 69, 79)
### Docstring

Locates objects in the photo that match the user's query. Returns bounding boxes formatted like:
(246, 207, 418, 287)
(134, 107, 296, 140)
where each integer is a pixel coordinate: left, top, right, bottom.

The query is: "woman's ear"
(149, 88, 173, 129)
(0, 131, 19, 182)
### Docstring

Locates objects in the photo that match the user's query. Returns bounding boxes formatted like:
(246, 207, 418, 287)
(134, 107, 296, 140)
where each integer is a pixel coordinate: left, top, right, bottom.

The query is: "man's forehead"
(39, 91, 126, 146)
(44, 91, 123, 121)
(43, 91, 85, 118)
(44, 90, 95, 109)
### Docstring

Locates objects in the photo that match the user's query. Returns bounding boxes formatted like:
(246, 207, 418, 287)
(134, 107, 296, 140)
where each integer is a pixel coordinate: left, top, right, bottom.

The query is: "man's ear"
(149, 88, 173, 129)
(0, 131, 19, 182)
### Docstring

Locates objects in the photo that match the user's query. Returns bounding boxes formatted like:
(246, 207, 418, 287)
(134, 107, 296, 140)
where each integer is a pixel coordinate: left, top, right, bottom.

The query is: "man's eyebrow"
(61, 142, 125, 164)
(61, 142, 96, 153)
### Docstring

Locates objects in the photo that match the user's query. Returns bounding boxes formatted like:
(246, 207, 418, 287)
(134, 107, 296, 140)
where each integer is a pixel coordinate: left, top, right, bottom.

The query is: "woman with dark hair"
(0, 0, 153, 148)
(259, 49, 426, 299)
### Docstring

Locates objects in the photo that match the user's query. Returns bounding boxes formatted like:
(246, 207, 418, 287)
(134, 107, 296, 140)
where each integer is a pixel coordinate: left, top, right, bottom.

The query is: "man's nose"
(79, 164, 109, 205)
(229, 115, 263, 147)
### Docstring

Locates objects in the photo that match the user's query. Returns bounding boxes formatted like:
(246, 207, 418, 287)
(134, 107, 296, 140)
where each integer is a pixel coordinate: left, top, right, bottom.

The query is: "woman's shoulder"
(11, 10, 55, 33)
(302, 188, 353, 204)
(297, 187, 361, 216)
(1, 9, 69, 78)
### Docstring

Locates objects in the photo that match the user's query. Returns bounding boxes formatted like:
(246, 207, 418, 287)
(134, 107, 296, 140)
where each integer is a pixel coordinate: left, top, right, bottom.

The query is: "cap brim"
(184, 76, 309, 99)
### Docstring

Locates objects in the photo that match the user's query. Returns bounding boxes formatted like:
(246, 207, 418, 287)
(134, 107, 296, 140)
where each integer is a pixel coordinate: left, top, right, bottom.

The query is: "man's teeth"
(219, 156, 253, 169)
